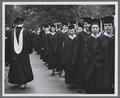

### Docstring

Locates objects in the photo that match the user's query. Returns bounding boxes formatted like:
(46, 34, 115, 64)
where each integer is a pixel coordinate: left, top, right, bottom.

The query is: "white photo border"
(2, 1, 118, 97)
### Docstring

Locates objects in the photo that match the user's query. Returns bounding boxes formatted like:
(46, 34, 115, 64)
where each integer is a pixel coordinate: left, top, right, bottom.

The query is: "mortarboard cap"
(14, 17, 24, 24)
(101, 16, 114, 24)
(68, 25, 74, 29)
(62, 22, 68, 26)
(44, 24, 49, 28)
(91, 18, 100, 26)
(78, 22, 83, 27)
(69, 21, 76, 25)
(81, 17, 92, 24)
(50, 24, 56, 28)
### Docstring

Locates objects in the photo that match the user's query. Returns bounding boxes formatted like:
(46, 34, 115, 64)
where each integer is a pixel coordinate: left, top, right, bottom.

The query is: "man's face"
(91, 24, 99, 35)
(76, 27, 82, 34)
(69, 29, 75, 35)
(104, 23, 113, 33)
(44, 28, 49, 32)
(84, 22, 91, 31)
(51, 27, 56, 32)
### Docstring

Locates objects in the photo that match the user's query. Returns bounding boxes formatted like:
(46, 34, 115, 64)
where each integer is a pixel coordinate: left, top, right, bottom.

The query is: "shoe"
(51, 72, 55, 76)
(58, 70, 62, 76)
(76, 89, 85, 94)
(20, 84, 26, 89)
(11, 84, 19, 88)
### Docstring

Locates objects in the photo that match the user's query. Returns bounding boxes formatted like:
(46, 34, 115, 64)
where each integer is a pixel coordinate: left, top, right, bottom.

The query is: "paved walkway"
(5, 52, 79, 94)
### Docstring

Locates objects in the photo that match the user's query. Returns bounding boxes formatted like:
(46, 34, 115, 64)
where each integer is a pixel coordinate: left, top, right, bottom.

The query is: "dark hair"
(50, 26, 56, 32)
(90, 23, 100, 33)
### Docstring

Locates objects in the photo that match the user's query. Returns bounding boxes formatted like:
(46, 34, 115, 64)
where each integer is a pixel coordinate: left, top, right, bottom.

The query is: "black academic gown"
(35, 34, 40, 54)
(61, 32, 68, 70)
(5, 30, 12, 65)
(48, 32, 58, 69)
(38, 30, 45, 60)
(62, 35, 78, 85)
(93, 34, 115, 94)
(86, 35, 100, 93)
(75, 31, 91, 90)
(43, 33, 49, 63)
(39, 31, 49, 63)
(37, 32, 43, 55)
(55, 30, 65, 71)
(30, 32, 37, 50)
(8, 28, 34, 85)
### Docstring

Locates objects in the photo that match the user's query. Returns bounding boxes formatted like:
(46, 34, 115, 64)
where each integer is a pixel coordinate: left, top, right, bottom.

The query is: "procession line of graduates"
(32, 16, 115, 94)
(5, 16, 115, 94)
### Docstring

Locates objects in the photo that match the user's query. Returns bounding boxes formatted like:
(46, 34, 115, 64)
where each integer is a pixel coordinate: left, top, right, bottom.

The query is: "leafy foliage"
(5, 5, 115, 29)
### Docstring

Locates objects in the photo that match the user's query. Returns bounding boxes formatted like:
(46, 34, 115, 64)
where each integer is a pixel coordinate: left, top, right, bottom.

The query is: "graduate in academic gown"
(69, 21, 77, 32)
(29, 29, 35, 51)
(39, 25, 50, 63)
(94, 16, 115, 94)
(8, 17, 34, 89)
(42, 25, 50, 64)
(54, 24, 64, 76)
(62, 25, 78, 86)
(37, 27, 43, 56)
(30, 29, 37, 50)
(35, 27, 41, 54)
(51, 23, 68, 76)
(34, 30, 38, 52)
(48, 24, 58, 75)
(60, 23, 69, 70)
(61, 23, 69, 40)
(76, 22, 83, 35)
(39, 26, 46, 60)
(75, 17, 92, 93)
(86, 18, 101, 93)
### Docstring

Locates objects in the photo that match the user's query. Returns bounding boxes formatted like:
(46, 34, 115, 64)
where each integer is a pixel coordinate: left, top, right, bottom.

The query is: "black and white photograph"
(2, 1, 118, 96)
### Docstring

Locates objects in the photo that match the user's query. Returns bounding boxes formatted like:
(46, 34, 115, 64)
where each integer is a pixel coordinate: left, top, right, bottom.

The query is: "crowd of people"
(5, 16, 115, 94)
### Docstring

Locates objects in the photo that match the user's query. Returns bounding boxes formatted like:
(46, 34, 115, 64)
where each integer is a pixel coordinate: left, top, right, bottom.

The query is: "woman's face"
(104, 23, 113, 33)
(84, 22, 91, 31)
(51, 27, 56, 32)
(44, 28, 49, 32)
(91, 24, 99, 35)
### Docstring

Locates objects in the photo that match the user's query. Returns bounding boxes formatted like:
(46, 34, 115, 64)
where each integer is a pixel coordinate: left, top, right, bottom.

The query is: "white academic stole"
(14, 28, 24, 54)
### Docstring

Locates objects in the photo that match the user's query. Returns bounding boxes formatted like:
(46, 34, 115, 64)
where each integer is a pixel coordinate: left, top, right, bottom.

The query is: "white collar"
(51, 32, 56, 35)
(45, 31, 50, 34)
(68, 34, 77, 40)
(104, 32, 113, 38)
(84, 29, 91, 34)
(91, 32, 101, 39)
(84, 28, 86, 32)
